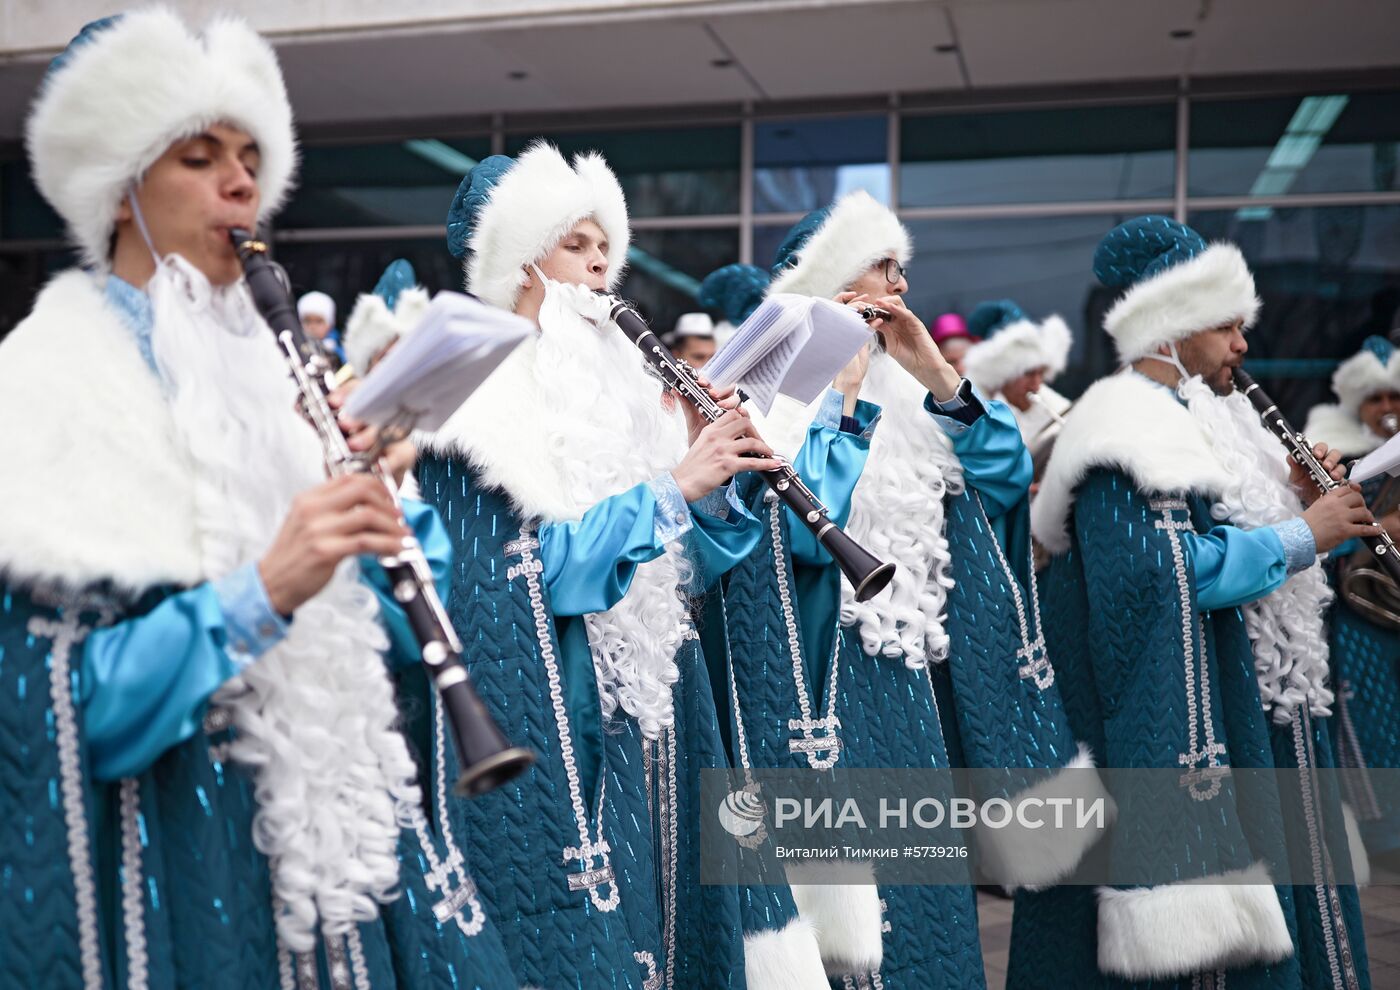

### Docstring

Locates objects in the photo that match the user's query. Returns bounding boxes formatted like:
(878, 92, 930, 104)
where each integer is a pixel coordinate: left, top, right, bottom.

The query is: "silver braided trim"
(974, 493, 1054, 691)
(118, 777, 150, 990)
(768, 501, 843, 769)
(1152, 498, 1227, 802)
(26, 605, 105, 990)
(634, 949, 663, 990)
(425, 688, 488, 936)
(295, 949, 320, 990)
(1292, 714, 1361, 990)
(660, 730, 679, 990)
(517, 525, 619, 912)
(345, 928, 370, 990)
(274, 908, 297, 990)
(324, 934, 353, 990)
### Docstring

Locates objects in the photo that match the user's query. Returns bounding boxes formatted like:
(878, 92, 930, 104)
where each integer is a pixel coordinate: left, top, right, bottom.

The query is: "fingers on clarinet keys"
(259, 474, 412, 615)
(1303, 484, 1379, 555)
(673, 411, 779, 501)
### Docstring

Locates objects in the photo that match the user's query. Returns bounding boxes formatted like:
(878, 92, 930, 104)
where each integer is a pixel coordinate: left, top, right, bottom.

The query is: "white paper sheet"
(344, 291, 532, 433)
(703, 293, 874, 414)
(1350, 429, 1400, 483)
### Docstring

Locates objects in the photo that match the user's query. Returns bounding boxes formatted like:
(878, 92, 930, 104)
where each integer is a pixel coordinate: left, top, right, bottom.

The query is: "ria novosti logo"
(716, 789, 765, 838)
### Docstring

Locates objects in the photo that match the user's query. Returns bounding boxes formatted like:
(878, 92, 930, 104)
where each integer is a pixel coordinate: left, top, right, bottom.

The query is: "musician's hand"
(679, 376, 744, 446)
(672, 410, 781, 502)
(328, 384, 416, 487)
(833, 341, 871, 415)
(1302, 482, 1380, 554)
(1383, 509, 1400, 543)
(838, 292, 960, 402)
(1289, 442, 1347, 504)
(258, 474, 411, 615)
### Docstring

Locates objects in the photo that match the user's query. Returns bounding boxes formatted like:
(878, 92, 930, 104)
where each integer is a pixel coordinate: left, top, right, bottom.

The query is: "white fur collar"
(0, 270, 201, 592)
(418, 336, 578, 521)
(1303, 402, 1384, 458)
(1031, 371, 1230, 555)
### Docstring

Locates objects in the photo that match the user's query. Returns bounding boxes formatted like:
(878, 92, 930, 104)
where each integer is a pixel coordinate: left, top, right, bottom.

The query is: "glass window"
(1, 158, 65, 240)
(277, 137, 492, 229)
(271, 237, 463, 332)
(1189, 90, 1400, 198)
(900, 214, 1133, 397)
(505, 127, 740, 217)
(1190, 205, 1400, 422)
(900, 104, 1176, 207)
(618, 227, 741, 337)
(754, 115, 889, 214)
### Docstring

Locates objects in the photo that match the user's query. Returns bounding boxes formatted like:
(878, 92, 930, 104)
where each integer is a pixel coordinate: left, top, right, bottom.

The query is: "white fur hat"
(297, 290, 335, 325)
(26, 7, 297, 270)
(448, 141, 629, 311)
(963, 299, 1073, 394)
(1330, 336, 1400, 414)
(1094, 216, 1260, 364)
(766, 190, 911, 300)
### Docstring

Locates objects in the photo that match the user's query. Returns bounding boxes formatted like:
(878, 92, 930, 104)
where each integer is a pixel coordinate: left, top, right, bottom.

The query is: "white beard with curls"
(538, 282, 694, 740)
(840, 348, 965, 666)
(1177, 373, 1334, 723)
(146, 255, 421, 953)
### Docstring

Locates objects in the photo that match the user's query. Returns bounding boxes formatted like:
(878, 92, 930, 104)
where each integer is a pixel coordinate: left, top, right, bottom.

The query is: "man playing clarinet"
(0, 10, 516, 987)
(1012, 215, 1376, 989)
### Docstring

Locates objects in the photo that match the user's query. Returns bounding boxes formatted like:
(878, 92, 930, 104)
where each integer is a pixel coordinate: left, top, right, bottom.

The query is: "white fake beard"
(1178, 374, 1334, 723)
(532, 279, 694, 740)
(840, 349, 966, 667)
(146, 255, 421, 952)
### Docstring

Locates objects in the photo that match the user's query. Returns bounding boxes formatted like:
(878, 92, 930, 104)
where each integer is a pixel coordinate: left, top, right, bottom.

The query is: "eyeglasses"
(880, 258, 906, 285)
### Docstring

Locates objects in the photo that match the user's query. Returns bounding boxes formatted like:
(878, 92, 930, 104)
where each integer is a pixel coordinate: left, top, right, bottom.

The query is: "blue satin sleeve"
(1183, 518, 1315, 611)
(362, 496, 454, 667)
(923, 385, 1032, 520)
(80, 563, 284, 781)
(790, 388, 881, 566)
(682, 479, 764, 593)
(538, 481, 670, 617)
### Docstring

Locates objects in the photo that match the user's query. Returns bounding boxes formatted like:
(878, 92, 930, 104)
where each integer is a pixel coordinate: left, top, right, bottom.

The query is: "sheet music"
(1350, 429, 1400, 483)
(344, 291, 532, 433)
(704, 293, 874, 414)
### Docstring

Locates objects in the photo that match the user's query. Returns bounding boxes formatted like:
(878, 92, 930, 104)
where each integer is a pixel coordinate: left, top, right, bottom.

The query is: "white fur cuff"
(1096, 862, 1293, 980)
(743, 916, 830, 990)
(787, 862, 884, 975)
(976, 743, 1114, 891)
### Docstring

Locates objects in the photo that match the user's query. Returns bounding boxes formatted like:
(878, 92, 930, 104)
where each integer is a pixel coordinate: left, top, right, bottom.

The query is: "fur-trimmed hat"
(1093, 215, 1260, 364)
(698, 263, 771, 325)
(26, 8, 297, 270)
(963, 299, 1073, 394)
(766, 190, 911, 300)
(1331, 336, 1400, 414)
(343, 259, 429, 376)
(445, 141, 629, 311)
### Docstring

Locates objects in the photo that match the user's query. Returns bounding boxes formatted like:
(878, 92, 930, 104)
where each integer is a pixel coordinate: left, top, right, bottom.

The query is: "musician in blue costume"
(710, 191, 1107, 989)
(406, 142, 827, 989)
(1304, 337, 1400, 865)
(1013, 216, 1375, 989)
(962, 300, 1073, 469)
(0, 9, 517, 989)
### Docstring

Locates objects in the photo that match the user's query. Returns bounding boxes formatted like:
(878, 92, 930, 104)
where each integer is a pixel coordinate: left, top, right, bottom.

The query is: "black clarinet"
(230, 228, 534, 796)
(605, 296, 897, 602)
(1234, 368, 1400, 584)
